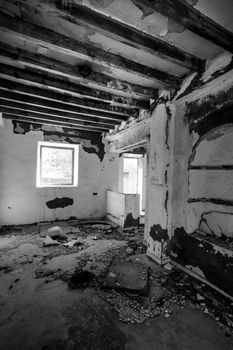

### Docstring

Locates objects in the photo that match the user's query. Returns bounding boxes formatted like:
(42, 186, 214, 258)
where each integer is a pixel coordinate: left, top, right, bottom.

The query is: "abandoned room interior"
(0, 0, 233, 349)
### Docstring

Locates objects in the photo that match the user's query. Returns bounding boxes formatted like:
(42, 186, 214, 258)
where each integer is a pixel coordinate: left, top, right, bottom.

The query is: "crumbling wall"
(0, 120, 119, 225)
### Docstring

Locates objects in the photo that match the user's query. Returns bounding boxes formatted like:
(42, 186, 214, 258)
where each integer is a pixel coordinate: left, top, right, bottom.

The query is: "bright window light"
(36, 141, 79, 187)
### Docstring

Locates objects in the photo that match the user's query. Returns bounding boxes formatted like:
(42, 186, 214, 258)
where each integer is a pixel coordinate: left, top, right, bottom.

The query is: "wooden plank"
(54, 1, 204, 71)
(0, 82, 130, 121)
(0, 43, 153, 108)
(0, 99, 120, 127)
(134, 0, 233, 53)
(1, 109, 111, 131)
(0, 12, 182, 87)
(3, 114, 107, 132)
(0, 63, 140, 114)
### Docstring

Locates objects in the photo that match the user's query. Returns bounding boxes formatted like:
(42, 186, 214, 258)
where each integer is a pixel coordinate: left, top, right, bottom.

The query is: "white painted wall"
(0, 120, 119, 225)
(106, 190, 140, 227)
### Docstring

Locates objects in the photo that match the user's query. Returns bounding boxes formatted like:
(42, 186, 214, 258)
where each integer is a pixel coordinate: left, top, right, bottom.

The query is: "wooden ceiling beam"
(0, 80, 129, 121)
(0, 43, 152, 108)
(0, 12, 182, 87)
(134, 0, 233, 54)
(53, 1, 205, 72)
(0, 79, 131, 121)
(1, 108, 111, 131)
(0, 63, 139, 115)
(3, 114, 108, 133)
(0, 64, 140, 113)
(0, 99, 120, 127)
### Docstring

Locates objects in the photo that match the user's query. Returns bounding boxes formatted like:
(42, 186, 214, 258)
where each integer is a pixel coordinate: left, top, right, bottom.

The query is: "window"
(36, 141, 79, 187)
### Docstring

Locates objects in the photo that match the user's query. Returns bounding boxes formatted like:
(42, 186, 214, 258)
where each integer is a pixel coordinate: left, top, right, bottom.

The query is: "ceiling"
(0, 0, 232, 133)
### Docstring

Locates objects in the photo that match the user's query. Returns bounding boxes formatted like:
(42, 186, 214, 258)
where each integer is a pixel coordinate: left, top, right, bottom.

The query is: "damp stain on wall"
(124, 212, 139, 228)
(12, 121, 106, 161)
(46, 197, 73, 209)
(185, 87, 233, 136)
(149, 224, 169, 243)
(170, 227, 233, 297)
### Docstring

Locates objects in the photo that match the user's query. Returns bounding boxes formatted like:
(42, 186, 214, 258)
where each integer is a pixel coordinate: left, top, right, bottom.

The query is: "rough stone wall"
(0, 120, 119, 225)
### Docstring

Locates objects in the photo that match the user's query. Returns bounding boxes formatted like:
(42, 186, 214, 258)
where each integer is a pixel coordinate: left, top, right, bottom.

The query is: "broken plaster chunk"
(63, 240, 82, 248)
(164, 263, 173, 270)
(47, 226, 67, 239)
(43, 235, 60, 247)
(196, 293, 205, 301)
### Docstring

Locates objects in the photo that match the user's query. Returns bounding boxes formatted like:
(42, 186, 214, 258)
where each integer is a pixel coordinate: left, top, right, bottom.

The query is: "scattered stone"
(43, 236, 60, 247)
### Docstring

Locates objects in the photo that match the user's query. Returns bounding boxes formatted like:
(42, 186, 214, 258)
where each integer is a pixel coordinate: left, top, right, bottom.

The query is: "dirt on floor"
(0, 219, 233, 350)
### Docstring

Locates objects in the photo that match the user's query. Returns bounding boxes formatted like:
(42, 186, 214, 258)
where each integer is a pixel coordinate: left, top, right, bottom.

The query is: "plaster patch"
(202, 52, 233, 83)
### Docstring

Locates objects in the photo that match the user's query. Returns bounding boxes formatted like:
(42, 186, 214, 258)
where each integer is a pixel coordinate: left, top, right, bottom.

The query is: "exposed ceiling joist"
(2, 111, 110, 132)
(0, 43, 153, 108)
(135, 0, 233, 53)
(52, 1, 204, 72)
(0, 78, 133, 120)
(0, 100, 120, 127)
(0, 12, 182, 87)
(0, 88, 127, 122)
(0, 62, 141, 113)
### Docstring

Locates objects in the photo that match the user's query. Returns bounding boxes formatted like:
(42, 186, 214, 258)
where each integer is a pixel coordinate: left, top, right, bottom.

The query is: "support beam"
(0, 100, 119, 127)
(133, 0, 233, 54)
(0, 80, 130, 121)
(2, 111, 110, 132)
(0, 63, 139, 115)
(0, 12, 182, 87)
(54, 1, 204, 72)
(0, 43, 153, 108)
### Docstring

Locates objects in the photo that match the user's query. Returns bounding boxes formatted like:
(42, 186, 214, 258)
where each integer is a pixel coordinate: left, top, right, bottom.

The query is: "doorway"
(123, 154, 146, 214)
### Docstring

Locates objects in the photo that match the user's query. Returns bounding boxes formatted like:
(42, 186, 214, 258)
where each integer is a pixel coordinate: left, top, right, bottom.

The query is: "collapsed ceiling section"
(0, 0, 232, 132)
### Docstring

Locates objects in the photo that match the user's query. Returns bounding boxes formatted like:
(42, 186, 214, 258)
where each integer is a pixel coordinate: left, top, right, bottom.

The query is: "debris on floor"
(0, 218, 232, 339)
(43, 235, 60, 246)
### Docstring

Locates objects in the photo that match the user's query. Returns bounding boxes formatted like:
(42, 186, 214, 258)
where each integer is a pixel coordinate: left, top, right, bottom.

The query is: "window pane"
(41, 146, 74, 185)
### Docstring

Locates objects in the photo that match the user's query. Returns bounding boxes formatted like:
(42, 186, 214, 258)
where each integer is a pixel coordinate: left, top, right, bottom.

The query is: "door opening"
(123, 154, 146, 214)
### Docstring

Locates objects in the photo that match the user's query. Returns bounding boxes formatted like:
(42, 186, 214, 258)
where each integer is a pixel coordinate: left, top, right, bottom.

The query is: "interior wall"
(0, 120, 119, 226)
(188, 124, 233, 231)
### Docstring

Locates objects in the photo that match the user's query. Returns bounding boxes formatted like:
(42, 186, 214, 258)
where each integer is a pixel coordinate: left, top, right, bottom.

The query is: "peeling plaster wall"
(0, 120, 119, 225)
(189, 125, 233, 231)
(172, 69, 233, 235)
(169, 69, 233, 297)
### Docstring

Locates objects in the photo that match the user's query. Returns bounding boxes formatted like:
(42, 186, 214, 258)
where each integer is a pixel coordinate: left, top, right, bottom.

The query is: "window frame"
(36, 141, 79, 188)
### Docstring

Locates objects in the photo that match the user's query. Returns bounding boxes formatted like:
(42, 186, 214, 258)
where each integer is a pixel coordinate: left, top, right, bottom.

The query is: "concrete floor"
(0, 224, 232, 350)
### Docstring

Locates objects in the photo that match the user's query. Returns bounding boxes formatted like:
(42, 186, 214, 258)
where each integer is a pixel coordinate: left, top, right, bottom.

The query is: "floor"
(0, 220, 232, 350)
